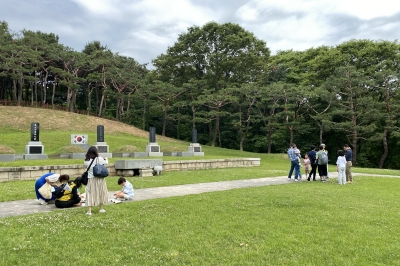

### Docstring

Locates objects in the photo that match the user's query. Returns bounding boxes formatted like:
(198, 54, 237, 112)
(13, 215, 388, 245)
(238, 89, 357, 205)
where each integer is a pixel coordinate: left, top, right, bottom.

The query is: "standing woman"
(84, 146, 109, 215)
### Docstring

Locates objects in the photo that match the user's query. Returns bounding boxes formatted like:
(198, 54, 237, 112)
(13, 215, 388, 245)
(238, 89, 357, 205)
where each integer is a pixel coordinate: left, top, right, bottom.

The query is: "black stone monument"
(149, 127, 156, 143)
(97, 125, 104, 142)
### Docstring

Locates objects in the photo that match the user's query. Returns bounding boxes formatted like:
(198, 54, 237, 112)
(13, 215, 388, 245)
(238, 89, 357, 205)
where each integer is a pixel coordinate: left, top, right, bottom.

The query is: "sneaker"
(38, 198, 48, 205)
(85, 212, 92, 215)
(288, 178, 291, 181)
(99, 209, 106, 213)
(295, 179, 298, 182)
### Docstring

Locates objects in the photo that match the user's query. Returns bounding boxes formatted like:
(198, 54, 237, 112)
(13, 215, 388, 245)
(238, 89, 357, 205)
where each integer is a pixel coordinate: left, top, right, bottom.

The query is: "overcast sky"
(1, 0, 400, 68)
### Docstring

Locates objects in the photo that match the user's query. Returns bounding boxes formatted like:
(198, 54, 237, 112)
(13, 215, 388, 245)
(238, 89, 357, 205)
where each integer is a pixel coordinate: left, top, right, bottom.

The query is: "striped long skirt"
(86, 177, 108, 207)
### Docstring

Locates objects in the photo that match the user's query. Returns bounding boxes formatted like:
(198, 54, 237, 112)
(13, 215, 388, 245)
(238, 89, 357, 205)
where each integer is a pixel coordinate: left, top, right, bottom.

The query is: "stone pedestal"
(24, 141, 48, 160)
(94, 142, 112, 158)
(146, 142, 163, 157)
(188, 143, 204, 156)
(139, 168, 153, 177)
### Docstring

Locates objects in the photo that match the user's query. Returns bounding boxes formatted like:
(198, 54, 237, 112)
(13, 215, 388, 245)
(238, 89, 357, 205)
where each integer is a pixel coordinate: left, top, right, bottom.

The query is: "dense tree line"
(1, 20, 400, 169)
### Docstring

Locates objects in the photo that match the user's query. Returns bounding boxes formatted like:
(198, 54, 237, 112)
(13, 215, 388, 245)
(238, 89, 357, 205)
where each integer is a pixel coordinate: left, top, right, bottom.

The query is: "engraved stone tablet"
(97, 125, 104, 142)
(29, 146, 43, 154)
(31, 122, 40, 141)
(149, 127, 156, 143)
(192, 129, 198, 143)
(151, 146, 160, 152)
(97, 146, 108, 153)
(194, 147, 201, 152)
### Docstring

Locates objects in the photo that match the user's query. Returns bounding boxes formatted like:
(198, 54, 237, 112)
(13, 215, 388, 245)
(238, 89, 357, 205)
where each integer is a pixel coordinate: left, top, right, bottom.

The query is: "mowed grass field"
(1, 106, 400, 265)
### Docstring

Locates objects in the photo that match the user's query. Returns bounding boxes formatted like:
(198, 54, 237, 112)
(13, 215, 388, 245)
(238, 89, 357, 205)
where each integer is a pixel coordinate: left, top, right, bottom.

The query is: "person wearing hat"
(34, 172, 61, 205)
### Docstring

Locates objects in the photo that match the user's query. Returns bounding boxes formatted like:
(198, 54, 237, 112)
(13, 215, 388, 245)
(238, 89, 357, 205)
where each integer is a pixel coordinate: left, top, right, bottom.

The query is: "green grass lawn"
(1, 176, 400, 265)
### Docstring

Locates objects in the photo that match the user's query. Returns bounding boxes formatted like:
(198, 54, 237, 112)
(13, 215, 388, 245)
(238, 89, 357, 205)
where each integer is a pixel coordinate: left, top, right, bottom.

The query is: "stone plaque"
(192, 129, 198, 143)
(151, 146, 160, 152)
(29, 146, 43, 154)
(194, 147, 201, 152)
(31, 122, 40, 141)
(149, 127, 156, 143)
(97, 125, 105, 142)
(97, 146, 108, 153)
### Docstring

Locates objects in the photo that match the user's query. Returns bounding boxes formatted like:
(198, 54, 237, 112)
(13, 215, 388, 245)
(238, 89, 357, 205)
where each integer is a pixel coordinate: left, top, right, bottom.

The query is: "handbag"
(38, 183, 52, 199)
(81, 159, 95, 186)
(93, 157, 109, 178)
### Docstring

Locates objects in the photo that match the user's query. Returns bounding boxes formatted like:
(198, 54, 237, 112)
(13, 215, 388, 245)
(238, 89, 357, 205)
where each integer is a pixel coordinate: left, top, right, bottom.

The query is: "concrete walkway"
(0, 172, 398, 218)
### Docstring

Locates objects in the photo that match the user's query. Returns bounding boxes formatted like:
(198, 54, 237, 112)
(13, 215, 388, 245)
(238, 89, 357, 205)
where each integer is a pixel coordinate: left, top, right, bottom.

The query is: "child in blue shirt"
(113, 177, 134, 201)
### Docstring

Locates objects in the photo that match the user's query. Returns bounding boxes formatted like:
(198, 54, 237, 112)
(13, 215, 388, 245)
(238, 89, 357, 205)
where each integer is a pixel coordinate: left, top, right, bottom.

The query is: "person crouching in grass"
(114, 177, 134, 201)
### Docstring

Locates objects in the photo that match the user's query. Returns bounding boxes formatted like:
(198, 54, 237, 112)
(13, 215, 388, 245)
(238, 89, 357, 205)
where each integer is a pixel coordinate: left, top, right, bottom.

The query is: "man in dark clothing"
(307, 145, 317, 181)
(343, 144, 353, 183)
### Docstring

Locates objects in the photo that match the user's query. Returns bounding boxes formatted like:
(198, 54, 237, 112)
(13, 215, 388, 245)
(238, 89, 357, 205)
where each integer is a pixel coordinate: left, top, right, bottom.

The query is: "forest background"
(0, 20, 399, 169)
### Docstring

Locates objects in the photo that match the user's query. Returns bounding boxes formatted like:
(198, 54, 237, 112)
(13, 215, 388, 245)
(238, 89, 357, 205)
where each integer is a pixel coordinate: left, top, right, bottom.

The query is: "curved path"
(0, 172, 398, 218)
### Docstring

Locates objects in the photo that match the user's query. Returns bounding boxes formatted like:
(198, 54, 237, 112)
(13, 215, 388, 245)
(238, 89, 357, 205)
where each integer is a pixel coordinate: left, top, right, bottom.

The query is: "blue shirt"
(345, 148, 352, 161)
(288, 147, 300, 161)
(122, 180, 134, 198)
(308, 150, 317, 165)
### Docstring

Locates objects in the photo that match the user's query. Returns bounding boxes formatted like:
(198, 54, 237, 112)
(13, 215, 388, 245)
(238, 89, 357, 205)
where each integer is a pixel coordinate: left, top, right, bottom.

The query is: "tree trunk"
(162, 107, 167, 136)
(99, 94, 105, 117)
(379, 129, 388, 168)
(211, 111, 220, 147)
(267, 129, 272, 154)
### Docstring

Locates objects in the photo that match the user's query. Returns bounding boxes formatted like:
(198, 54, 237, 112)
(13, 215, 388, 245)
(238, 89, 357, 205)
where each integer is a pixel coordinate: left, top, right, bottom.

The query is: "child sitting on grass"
(113, 177, 134, 202)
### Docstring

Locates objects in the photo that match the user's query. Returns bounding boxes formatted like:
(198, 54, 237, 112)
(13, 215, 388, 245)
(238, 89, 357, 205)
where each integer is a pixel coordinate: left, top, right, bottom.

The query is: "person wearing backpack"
(55, 176, 84, 208)
(316, 144, 328, 182)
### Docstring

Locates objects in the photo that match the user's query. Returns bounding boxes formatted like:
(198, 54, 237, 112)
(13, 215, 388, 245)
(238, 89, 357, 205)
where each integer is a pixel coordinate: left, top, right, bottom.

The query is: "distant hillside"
(0, 106, 177, 142)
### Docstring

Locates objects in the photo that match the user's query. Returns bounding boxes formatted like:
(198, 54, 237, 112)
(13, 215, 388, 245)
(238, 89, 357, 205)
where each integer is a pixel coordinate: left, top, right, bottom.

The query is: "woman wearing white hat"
(34, 172, 61, 205)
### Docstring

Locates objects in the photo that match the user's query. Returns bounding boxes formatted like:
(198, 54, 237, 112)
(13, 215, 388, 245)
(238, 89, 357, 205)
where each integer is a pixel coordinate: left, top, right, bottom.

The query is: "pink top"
(303, 158, 311, 170)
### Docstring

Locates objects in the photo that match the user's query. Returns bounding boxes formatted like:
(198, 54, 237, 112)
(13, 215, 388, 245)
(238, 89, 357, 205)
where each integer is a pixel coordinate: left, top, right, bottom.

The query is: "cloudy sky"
(1, 0, 400, 68)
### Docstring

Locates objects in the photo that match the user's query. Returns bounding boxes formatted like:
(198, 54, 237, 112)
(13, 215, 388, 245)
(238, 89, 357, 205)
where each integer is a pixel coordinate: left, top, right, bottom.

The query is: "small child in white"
(336, 150, 347, 185)
(113, 177, 134, 201)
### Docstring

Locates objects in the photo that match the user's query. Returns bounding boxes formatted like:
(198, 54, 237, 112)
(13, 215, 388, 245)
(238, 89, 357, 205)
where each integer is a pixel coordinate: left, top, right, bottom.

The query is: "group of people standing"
(34, 146, 135, 215)
(288, 143, 353, 184)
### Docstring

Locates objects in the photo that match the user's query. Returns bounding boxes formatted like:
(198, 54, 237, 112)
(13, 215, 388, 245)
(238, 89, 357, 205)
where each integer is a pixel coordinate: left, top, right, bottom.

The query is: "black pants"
(55, 197, 81, 208)
(309, 163, 317, 180)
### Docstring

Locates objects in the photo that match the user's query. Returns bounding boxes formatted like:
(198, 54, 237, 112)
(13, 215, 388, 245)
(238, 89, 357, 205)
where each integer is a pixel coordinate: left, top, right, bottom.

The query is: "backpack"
(318, 151, 328, 165)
